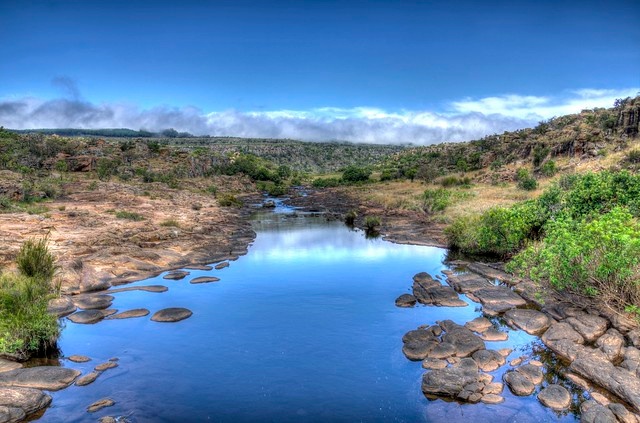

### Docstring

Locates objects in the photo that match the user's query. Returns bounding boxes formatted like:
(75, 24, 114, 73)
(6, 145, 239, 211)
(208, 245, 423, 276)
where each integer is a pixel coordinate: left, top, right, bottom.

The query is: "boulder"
(482, 382, 504, 395)
(412, 273, 441, 302)
(75, 372, 100, 387)
(440, 320, 486, 357)
(107, 308, 150, 319)
(504, 308, 551, 335)
(87, 398, 115, 413)
(0, 367, 80, 391)
(395, 294, 417, 307)
(163, 271, 190, 280)
(597, 329, 625, 363)
(429, 343, 457, 359)
(67, 309, 106, 324)
(422, 357, 479, 398)
(151, 307, 193, 323)
(566, 313, 608, 343)
(516, 363, 544, 385)
(581, 400, 617, 423)
(0, 405, 25, 423)
(0, 359, 22, 374)
(0, 387, 51, 417)
(537, 384, 571, 410)
(480, 328, 509, 342)
(68, 355, 91, 363)
(446, 274, 492, 294)
(503, 371, 535, 396)
(47, 296, 76, 317)
(422, 358, 448, 370)
(608, 403, 638, 423)
(468, 286, 527, 309)
(464, 317, 493, 333)
(472, 349, 506, 372)
(190, 276, 220, 284)
(215, 262, 229, 270)
(541, 322, 585, 361)
(415, 285, 467, 307)
(72, 294, 113, 310)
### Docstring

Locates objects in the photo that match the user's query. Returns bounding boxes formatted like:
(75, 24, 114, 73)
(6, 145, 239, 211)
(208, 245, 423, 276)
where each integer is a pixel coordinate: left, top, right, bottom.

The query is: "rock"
(415, 285, 467, 307)
(72, 294, 114, 310)
(68, 355, 91, 363)
(541, 322, 585, 361)
(101, 309, 117, 318)
(47, 296, 76, 317)
(99, 417, 118, 423)
(95, 362, 118, 372)
(468, 286, 527, 309)
(429, 343, 457, 359)
(107, 285, 168, 293)
(571, 349, 640, 413)
(621, 347, 640, 376)
(0, 406, 25, 423)
(262, 200, 276, 208)
(215, 262, 229, 270)
(481, 394, 505, 404)
(464, 317, 493, 333)
(0, 359, 22, 373)
(537, 384, 571, 410)
(67, 309, 105, 324)
(395, 294, 417, 307)
(472, 349, 506, 372)
(446, 274, 492, 293)
(581, 400, 617, 423)
(482, 382, 504, 395)
(467, 392, 483, 403)
(422, 357, 479, 398)
(510, 357, 524, 366)
(497, 348, 512, 357)
(597, 329, 625, 363)
(422, 358, 448, 370)
(628, 329, 640, 348)
(608, 403, 638, 423)
(591, 392, 611, 406)
(412, 273, 441, 302)
(479, 373, 494, 384)
(0, 367, 80, 391)
(480, 328, 509, 342)
(190, 276, 220, 284)
(107, 308, 150, 319)
(564, 372, 592, 391)
(87, 398, 115, 413)
(529, 360, 543, 367)
(516, 363, 544, 385)
(504, 371, 535, 396)
(75, 372, 100, 386)
(440, 320, 486, 358)
(0, 387, 51, 417)
(504, 308, 551, 335)
(184, 264, 214, 271)
(151, 307, 193, 322)
(163, 270, 190, 280)
(566, 313, 609, 343)
(541, 303, 584, 321)
(402, 330, 438, 361)
(482, 302, 515, 316)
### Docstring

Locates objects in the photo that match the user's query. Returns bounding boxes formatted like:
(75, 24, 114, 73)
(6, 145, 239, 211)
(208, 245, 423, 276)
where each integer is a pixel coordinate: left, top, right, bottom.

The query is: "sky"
(0, 0, 639, 144)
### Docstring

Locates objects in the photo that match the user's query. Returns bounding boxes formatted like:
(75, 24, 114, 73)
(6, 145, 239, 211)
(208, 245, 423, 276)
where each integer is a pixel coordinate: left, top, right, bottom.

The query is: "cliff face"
(617, 97, 640, 137)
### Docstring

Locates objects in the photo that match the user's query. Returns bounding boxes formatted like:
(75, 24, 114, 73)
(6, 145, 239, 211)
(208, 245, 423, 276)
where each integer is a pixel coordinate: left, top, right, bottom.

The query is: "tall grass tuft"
(16, 235, 56, 281)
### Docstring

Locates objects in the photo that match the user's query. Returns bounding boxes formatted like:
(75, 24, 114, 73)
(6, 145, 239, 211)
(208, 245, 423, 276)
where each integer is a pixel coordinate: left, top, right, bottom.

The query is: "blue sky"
(1, 0, 639, 143)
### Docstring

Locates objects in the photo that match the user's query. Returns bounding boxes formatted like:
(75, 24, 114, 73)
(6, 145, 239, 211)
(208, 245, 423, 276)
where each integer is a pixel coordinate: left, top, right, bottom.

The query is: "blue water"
(37, 211, 580, 422)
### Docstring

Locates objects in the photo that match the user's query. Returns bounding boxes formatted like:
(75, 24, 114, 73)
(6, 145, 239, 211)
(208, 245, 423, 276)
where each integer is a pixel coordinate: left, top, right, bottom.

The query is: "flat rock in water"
(184, 264, 213, 271)
(68, 355, 91, 363)
(541, 322, 585, 361)
(0, 405, 25, 423)
(163, 271, 189, 280)
(190, 276, 220, 284)
(472, 349, 506, 372)
(469, 286, 527, 309)
(0, 367, 80, 391)
(608, 403, 637, 423)
(87, 398, 115, 413)
(0, 387, 51, 417)
(215, 262, 229, 270)
(429, 342, 457, 359)
(67, 309, 105, 324)
(415, 285, 467, 307)
(538, 384, 571, 410)
(566, 313, 609, 343)
(412, 273, 440, 302)
(47, 296, 77, 317)
(440, 320, 486, 357)
(465, 317, 493, 333)
(597, 329, 625, 363)
(72, 294, 114, 310)
(151, 307, 193, 322)
(75, 372, 100, 387)
(503, 370, 535, 396)
(446, 274, 493, 293)
(107, 308, 150, 319)
(481, 394, 505, 404)
(422, 358, 448, 370)
(581, 400, 617, 423)
(504, 308, 552, 335)
(480, 328, 509, 342)
(402, 330, 438, 361)
(422, 357, 479, 398)
(395, 293, 417, 307)
(516, 363, 544, 384)
(108, 285, 167, 293)
(94, 362, 118, 372)
(0, 359, 22, 373)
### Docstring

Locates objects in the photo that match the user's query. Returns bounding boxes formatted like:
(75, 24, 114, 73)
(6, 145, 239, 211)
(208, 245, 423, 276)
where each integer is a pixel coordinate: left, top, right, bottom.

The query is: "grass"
(160, 218, 181, 228)
(16, 236, 57, 280)
(115, 210, 145, 221)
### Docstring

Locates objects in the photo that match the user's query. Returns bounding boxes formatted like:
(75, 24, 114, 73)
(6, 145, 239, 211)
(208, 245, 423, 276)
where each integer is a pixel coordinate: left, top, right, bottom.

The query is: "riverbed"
(35, 205, 580, 422)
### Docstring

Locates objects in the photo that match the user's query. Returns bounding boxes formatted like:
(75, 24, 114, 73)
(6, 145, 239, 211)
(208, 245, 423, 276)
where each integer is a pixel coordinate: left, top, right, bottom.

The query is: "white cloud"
(0, 88, 637, 145)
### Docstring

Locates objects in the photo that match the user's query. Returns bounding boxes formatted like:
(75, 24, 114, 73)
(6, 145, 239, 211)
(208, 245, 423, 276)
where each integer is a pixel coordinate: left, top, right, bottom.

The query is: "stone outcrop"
(0, 367, 80, 391)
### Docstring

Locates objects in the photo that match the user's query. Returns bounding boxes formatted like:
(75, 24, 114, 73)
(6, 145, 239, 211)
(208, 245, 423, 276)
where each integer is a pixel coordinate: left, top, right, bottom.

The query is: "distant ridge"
(7, 127, 194, 138)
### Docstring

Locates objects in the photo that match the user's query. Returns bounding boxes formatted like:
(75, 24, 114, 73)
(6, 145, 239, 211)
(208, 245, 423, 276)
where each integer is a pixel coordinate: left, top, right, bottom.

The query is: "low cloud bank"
(1, 88, 636, 145)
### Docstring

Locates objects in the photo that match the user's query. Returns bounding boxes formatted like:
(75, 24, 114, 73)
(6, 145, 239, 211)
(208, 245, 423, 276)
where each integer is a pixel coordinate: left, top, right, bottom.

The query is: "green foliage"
(564, 171, 640, 218)
(96, 158, 120, 181)
(344, 210, 357, 225)
(217, 193, 243, 207)
(440, 175, 472, 188)
(312, 177, 341, 188)
(532, 145, 550, 168)
(16, 236, 56, 281)
(115, 210, 145, 221)
(508, 207, 640, 309)
(160, 218, 181, 228)
(422, 188, 452, 213)
(516, 168, 538, 191)
(342, 165, 371, 183)
(364, 216, 381, 232)
(257, 181, 288, 196)
(540, 160, 557, 177)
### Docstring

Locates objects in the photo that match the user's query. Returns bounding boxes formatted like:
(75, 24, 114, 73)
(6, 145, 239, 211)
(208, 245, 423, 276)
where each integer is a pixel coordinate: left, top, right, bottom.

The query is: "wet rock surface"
(46, 296, 76, 317)
(190, 276, 220, 284)
(503, 370, 535, 396)
(504, 308, 551, 335)
(0, 387, 51, 418)
(537, 384, 571, 410)
(422, 358, 479, 398)
(163, 270, 190, 280)
(0, 367, 80, 391)
(72, 294, 114, 310)
(68, 355, 91, 363)
(75, 372, 100, 387)
(95, 362, 118, 372)
(395, 293, 417, 307)
(107, 308, 150, 319)
(87, 398, 115, 413)
(151, 307, 193, 322)
(67, 309, 107, 324)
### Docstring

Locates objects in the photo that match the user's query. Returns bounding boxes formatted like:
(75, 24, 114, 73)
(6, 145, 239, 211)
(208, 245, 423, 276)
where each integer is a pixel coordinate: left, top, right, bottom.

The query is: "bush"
(115, 210, 145, 221)
(217, 193, 243, 207)
(342, 166, 371, 183)
(345, 210, 357, 225)
(422, 188, 451, 213)
(312, 177, 341, 188)
(16, 236, 56, 281)
(440, 176, 472, 188)
(564, 171, 640, 218)
(160, 218, 181, 228)
(516, 168, 538, 191)
(508, 207, 640, 309)
(364, 216, 381, 232)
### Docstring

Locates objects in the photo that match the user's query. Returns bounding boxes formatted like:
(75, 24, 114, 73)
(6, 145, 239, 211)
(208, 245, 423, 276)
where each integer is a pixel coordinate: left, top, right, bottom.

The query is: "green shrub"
(627, 149, 640, 164)
(344, 210, 357, 225)
(540, 160, 557, 177)
(564, 171, 640, 218)
(115, 210, 145, 221)
(16, 236, 56, 281)
(440, 176, 472, 188)
(342, 165, 371, 183)
(217, 193, 243, 207)
(516, 168, 538, 191)
(508, 207, 640, 309)
(160, 218, 181, 228)
(312, 177, 341, 188)
(422, 188, 451, 213)
(364, 216, 381, 232)
(532, 145, 550, 168)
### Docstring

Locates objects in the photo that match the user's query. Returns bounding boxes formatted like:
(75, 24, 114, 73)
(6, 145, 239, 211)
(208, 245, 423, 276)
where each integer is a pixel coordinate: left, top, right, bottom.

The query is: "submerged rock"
(538, 384, 571, 410)
(75, 372, 100, 387)
(87, 398, 115, 413)
(0, 367, 80, 391)
(151, 307, 193, 322)
(395, 293, 417, 307)
(107, 308, 150, 319)
(504, 308, 551, 335)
